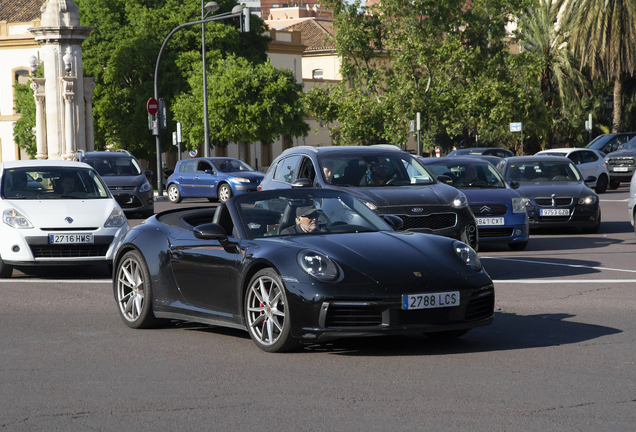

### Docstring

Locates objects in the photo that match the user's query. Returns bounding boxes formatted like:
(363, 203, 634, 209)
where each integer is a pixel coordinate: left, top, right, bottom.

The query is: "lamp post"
(153, 5, 250, 195)
(606, 96, 613, 134)
(202, 1, 220, 157)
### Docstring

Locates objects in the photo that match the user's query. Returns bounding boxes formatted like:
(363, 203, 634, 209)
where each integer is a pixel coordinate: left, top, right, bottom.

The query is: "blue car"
(420, 157, 530, 250)
(166, 157, 264, 203)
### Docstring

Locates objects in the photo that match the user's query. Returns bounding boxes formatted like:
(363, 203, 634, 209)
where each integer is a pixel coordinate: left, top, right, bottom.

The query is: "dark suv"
(604, 136, 636, 189)
(586, 132, 636, 155)
(75, 150, 154, 217)
(258, 146, 478, 249)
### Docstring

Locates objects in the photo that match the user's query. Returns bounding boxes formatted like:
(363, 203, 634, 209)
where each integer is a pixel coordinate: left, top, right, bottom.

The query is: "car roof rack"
(115, 149, 131, 156)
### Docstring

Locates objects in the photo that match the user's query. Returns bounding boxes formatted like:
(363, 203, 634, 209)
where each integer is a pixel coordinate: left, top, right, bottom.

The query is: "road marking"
(493, 279, 636, 284)
(600, 198, 629, 202)
(0, 279, 110, 284)
(482, 256, 636, 273)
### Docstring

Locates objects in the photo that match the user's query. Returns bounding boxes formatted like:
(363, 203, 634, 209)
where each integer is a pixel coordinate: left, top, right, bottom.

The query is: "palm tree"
(554, 0, 636, 132)
(518, 0, 586, 111)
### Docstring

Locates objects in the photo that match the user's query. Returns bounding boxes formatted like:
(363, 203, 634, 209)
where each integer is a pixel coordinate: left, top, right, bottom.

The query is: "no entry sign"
(147, 98, 158, 115)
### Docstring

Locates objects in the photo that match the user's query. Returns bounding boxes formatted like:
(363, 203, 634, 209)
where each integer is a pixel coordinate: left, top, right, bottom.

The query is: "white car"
(535, 148, 610, 193)
(0, 160, 130, 278)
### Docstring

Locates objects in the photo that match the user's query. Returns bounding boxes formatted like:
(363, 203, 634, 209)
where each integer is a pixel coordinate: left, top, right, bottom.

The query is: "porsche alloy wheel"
(218, 183, 232, 203)
(167, 184, 182, 203)
(115, 250, 159, 329)
(245, 269, 299, 353)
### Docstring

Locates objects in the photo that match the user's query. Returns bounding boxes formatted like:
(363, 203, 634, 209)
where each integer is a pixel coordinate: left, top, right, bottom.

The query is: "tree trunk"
(612, 78, 622, 133)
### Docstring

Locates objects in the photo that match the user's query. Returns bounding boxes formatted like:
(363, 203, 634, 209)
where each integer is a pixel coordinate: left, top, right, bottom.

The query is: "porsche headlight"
(104, 207, 127, 227)
(139, 180, 151, 193)
(453, 241, 481, 271)
(512, 197, 529, 213)
(297, 250, 340, 281)
(3, 208, 34, 229)
(452, 192, 468, 209)
(578, 195, 597, 205)
(232, 177, 251, 183)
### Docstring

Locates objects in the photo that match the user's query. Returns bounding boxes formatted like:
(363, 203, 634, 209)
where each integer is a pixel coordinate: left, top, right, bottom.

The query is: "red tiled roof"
(0, 0, 44, 23)
(285, 19, 335, 51)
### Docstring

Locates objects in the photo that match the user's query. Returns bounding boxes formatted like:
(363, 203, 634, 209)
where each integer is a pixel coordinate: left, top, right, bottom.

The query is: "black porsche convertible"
(113, 189, 494, 352)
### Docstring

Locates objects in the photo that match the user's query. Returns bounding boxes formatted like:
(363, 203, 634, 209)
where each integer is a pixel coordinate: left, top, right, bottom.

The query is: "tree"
(12, 80, 37, 159)
(554, 0, 636, 133)
(172, 56, 308, 148)
(77, 0, 272, 159)
(310, 0, 540, 152)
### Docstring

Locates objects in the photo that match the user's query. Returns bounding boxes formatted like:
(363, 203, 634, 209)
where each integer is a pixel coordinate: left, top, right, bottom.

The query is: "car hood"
(333, 183, 458, 208)
(606, 149, 636, 158)
(6, 199, 116, 228)
(515, 182, 594, 198)
(100, 175, 145, 187)
(457, 187, 519, 204)
(280, 231, 478, 286)
(226, 171, 265, 180)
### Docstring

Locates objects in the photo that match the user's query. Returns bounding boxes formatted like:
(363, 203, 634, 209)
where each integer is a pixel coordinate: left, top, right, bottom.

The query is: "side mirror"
(437, 175, 454, 186)
(584, 175, 597, 184)
(205, 169, 214, 175)
(194, 223, 238, 252)
(383, 214, 404, 231)
(145, 170, 153, 177)
(114, 193, 130, 205)
(291, 178, 313, 188)
(509, 181, 520, 189)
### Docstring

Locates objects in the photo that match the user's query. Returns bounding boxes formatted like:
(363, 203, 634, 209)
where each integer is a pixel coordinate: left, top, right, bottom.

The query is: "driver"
(280, 205, 324, 235)
(368, 161, 390, 185)
(5, 171, 29, 197)
(459, 165, 479, 186)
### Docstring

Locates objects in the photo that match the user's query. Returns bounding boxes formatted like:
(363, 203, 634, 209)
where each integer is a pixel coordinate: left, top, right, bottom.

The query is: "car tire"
(167, 184, 182, 203)
(609, 179, 620, 190)
(0, 255, 13, 278)
(595, 174, 608, 194)
(114, 250, 162, 329)
(508, 241, 528, 251)
(244, 268, 300, 353)
(424, 329, 470, 340)
(218, 183, 232, 203)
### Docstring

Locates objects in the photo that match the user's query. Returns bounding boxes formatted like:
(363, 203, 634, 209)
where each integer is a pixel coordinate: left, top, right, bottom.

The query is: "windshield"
(212, 158, 255, 173)
(84, 156, 142, 176)
(236, 191, 391, 239)
(585, 135, 607, 150)
(623, 137, 636, 150)
(423, 161, 506, 188)
(2, 167, 109, 199)
(504, 161, 581, 182)
(318, 153, 434, 186)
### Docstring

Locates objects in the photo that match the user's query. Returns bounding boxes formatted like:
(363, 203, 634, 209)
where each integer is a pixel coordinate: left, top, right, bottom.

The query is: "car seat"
(212, 203, 235, 237)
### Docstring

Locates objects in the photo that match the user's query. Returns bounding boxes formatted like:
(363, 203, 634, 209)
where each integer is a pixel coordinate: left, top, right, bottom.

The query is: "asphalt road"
(1, 188, 635, 431)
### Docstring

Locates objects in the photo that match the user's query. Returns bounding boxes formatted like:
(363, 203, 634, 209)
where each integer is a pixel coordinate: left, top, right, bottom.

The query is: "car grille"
(324, 304, 384, 328)
(29, 244, 111, 258)
(464, 293, 495, 321)
(470, 204, 507, 217)
(535, 197, 573, 207)
(478, 227, 514, 238)
(607, 157, 635, 166)
(394, 213, 457, 231)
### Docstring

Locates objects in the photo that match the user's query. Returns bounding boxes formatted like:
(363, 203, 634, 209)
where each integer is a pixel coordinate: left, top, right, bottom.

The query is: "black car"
(447, 148, 514, 158)
(603, 136, 636, 189)
(258, 146, 478, 249)
(585, 132, 636, 155)
(113, 188, 494, 352)
(496, 156, 601, 233)
(75, 150, 154, 217)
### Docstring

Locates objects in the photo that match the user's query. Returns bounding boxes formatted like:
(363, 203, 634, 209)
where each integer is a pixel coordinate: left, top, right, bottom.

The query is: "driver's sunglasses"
(301, 212, 319, 219)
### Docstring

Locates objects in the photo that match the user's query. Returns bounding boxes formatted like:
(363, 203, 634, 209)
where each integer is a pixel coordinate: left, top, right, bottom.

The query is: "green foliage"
(172, 56, 308, 148)
(313, 0, 540, 152)
(77, 0, 272, 159)
(12, 81, 37, 159)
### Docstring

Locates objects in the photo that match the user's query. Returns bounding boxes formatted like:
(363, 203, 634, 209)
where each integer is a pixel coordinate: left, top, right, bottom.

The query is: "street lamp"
(202, 1, 220, 157)
(63, 52, 73, 76)
(606, 95, 613, 133)
(28, 55, 38, 76)
(153, 5, 250, 195)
